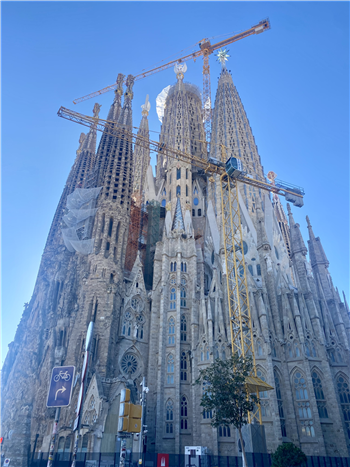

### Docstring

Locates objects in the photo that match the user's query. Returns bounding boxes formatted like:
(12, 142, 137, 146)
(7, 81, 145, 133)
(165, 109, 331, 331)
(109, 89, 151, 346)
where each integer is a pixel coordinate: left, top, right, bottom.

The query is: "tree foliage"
(271, 443, 307, 467)
(195, 354, 259, 430)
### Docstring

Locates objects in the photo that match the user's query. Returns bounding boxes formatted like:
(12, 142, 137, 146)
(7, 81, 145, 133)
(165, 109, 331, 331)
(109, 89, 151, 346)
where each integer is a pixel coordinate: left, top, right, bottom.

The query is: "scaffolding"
(124, 199, 148, 272)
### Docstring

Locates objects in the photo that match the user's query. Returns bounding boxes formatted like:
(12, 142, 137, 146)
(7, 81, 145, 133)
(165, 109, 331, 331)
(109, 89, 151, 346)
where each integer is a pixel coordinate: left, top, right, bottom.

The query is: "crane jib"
(57, 106, 304, 208)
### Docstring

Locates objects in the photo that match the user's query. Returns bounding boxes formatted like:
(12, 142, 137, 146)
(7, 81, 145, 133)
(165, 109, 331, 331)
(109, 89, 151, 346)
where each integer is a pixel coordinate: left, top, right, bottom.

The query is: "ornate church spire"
(210, 52, 264, 179)
(132, 95, 151, 202)
(107, 73, 124, 122)
(46, 105, 98, 247)
(306, 215, 329, 268)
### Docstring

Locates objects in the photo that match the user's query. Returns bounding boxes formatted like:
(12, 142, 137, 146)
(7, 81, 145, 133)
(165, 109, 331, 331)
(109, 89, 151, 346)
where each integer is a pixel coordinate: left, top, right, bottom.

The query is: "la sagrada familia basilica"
(2, 51, 350, 466)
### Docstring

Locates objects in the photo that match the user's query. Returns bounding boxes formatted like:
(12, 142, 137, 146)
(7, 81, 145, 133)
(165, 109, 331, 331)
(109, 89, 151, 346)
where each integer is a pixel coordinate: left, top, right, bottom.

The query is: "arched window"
(257, 264, 261, 276)
(181, 262, 187, 272)
(274, 370, 287, 437)
(186, 185, 188, 196)
(294, 371, 315, 437)
(257, 369, 269, 416)
(170, 288, 176, 310)
(162, 188, 166, 196)
(305, 342, 311, 357)
(222, 347, 226, 360)
(198, 209, 202, 216)
(181, 288, 187, 307)
(200, 346, 204, 362)
(336, 374, 350, 440)
(257, 340, 263, 356)
(122, 310, 132, 337)
(58, 437, 65, 454)
(312, 371, 328, 419)
(181, 352, 188, 381)
(186, 168, 188, 179)
(295, 343, 301, 357)
(287, 343, 294, 359)
(177, 168, 181, 180)
(219, 426, 231, 437)
(136, 314, 145, 340)
(161, 199, 166, 207)
(181, 396, 188, 429)
(202, 381, 213, 419)
(181, 315, 187, 341)
(168, 317, 175, 344)
(167, 355, 174, 384)
(193, 187, 198, 195)
(176, 185, 181, 196)
(166, 399, 174, 433)
(248, 265, 253, 276)
(242, 241, 248, 255)
(214, 344, 219, 359)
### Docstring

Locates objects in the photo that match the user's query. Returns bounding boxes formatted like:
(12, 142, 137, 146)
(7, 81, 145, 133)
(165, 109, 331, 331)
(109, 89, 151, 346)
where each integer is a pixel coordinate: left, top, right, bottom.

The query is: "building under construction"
(1, 25, 350, 467)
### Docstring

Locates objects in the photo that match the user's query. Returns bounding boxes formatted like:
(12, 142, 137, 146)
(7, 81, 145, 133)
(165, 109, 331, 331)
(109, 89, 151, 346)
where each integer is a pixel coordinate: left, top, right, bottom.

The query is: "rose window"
(121, 354, 138, 375)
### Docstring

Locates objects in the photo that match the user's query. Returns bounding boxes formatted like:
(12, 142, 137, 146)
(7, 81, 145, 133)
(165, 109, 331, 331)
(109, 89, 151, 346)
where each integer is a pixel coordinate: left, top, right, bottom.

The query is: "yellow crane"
(73, 19, 270, 147)
(57, 106, 304, 423)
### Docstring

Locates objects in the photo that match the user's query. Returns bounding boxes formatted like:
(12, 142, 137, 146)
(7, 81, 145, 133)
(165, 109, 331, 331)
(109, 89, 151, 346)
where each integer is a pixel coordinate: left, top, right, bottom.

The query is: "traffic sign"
(47, 366, 75, 408)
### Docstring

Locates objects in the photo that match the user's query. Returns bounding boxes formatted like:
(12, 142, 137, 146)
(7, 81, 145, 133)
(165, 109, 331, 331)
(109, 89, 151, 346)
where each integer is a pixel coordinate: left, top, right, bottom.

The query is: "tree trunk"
(238, 427, 248, 467)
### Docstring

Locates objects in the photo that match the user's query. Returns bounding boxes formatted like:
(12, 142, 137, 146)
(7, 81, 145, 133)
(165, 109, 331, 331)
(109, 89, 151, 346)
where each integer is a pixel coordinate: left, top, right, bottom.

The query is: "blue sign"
(47, 366, 75, 408)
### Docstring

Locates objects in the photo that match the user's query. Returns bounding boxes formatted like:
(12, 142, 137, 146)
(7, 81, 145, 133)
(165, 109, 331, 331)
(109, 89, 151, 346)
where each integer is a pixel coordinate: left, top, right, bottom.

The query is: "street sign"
(47, 366, 75, 408)
(3, 459, 10, 467)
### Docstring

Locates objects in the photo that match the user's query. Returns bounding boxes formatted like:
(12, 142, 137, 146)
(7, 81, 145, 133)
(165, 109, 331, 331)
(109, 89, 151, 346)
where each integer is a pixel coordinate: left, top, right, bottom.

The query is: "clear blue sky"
(2, 1, 349, 365)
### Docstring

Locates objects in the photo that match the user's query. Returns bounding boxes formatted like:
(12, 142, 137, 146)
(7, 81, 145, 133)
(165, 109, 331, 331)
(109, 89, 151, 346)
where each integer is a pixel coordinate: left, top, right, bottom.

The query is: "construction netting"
(62, 187, 102, 255)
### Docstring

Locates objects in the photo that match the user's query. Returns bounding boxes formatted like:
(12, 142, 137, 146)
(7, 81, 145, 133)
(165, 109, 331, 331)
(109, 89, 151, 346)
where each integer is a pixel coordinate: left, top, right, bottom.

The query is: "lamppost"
(71, 321, 94, 467)
(138, 378, 149, 465)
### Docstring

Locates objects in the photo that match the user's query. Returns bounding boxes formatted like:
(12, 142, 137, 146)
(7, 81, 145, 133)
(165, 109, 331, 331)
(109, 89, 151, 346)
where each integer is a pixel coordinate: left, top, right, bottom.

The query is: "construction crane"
(73, 19, 270, 147)
(58, 106, 304, 423)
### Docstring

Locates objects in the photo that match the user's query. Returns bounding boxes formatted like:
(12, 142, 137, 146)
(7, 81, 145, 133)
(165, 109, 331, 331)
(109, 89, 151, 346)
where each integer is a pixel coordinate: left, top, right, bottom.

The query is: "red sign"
(157, 454, 169, 467)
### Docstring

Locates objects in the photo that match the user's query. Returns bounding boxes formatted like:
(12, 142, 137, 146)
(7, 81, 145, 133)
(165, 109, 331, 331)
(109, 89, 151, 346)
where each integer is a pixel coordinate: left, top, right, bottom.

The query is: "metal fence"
(29, 452, 350, 467)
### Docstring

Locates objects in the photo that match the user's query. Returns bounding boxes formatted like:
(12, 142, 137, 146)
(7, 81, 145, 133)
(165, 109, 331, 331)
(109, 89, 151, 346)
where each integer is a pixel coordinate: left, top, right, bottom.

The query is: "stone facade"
(1, 63, 350, 466)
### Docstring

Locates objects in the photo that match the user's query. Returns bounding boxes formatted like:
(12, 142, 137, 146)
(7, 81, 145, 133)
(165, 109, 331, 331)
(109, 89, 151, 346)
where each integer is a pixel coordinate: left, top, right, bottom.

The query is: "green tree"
(195, 354, 259, 466)
(271, 443, 307, 467)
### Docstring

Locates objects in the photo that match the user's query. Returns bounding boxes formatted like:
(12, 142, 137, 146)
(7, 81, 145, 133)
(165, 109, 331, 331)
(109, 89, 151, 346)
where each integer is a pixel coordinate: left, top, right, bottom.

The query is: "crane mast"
(58, 106, 304, 423)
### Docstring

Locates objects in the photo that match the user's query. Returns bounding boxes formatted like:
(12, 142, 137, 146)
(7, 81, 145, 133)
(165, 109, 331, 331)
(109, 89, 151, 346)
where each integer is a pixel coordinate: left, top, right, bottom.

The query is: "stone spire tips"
(93, 103, 102, 119)
(306, 215, 316, 240)
(141, 94, 151, 116)
(172, 196, 185, 231)
(217, 49, 230, 68)
(174, 63, 187, 81)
